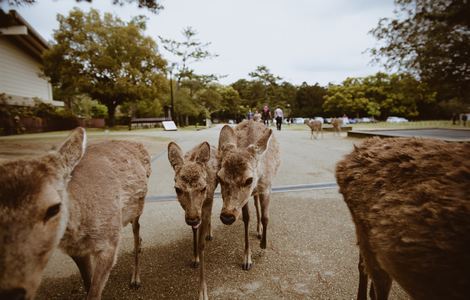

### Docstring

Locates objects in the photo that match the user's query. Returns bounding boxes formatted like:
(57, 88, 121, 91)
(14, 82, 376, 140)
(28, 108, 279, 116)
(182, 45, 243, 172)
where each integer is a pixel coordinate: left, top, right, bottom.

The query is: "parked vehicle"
(292, 117, 305, 124)
(386, 116, 409, 123)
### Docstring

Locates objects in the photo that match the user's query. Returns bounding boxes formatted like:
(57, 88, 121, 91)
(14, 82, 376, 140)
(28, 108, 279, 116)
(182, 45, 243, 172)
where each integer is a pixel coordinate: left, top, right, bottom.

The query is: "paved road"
(37, 125, 408, 299)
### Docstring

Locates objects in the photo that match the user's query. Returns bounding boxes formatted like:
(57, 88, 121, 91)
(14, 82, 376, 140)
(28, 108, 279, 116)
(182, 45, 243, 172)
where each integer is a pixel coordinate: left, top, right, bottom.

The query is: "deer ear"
(57, 127, 86, 174)
(255, 128, 272, 155)
(196, 142, 211, 164)
(168, 142, 183, 171)
(218, 125, 237, 152)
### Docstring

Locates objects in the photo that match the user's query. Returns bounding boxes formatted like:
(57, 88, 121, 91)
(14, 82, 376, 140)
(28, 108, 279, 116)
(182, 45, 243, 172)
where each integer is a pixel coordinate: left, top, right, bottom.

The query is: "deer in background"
(168, 141, 219, 300)
(304, 119, 323, 139)
(331, 118, 343, 135)
(217, 120, 280, 270)
(0, 128, 151, 300)
(336, 137, 470, 300)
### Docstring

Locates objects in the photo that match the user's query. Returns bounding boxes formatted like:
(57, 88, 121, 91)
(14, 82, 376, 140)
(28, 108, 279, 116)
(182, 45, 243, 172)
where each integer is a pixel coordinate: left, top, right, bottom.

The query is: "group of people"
(247, 104, 284, 131)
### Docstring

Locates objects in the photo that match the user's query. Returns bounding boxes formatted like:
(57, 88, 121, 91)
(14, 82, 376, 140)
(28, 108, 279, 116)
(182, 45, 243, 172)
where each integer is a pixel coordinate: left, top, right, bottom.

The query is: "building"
(0, 9, 62, 107)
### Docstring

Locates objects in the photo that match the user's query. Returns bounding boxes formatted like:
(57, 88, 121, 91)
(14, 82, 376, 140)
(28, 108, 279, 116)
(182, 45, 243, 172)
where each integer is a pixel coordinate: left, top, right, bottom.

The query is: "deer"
(0, 128, 151, 300)
(336, 137, 470, 300)
(331, 117, 343, 135)
(304, 119, 323, 139)
(217, 120, 280, 270)
(167, 141, 219, 300)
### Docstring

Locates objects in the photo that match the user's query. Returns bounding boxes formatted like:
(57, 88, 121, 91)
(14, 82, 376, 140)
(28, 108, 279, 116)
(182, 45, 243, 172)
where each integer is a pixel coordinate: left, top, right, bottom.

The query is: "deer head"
(217, 125, 272, 225)
(168, 141, 211, 229)
(0, 128, 86, 300)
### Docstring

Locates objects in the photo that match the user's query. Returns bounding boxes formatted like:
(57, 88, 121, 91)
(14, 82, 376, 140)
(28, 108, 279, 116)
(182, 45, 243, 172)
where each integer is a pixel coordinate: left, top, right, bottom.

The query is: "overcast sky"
(3, 0, 395, 85)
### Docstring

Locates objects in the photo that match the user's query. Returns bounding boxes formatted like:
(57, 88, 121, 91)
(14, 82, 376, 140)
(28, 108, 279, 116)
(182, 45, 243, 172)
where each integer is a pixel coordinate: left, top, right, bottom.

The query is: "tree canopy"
(370, 0, 470, 104)
(43, 8, 167, 125)
(6, 0, 163, 13)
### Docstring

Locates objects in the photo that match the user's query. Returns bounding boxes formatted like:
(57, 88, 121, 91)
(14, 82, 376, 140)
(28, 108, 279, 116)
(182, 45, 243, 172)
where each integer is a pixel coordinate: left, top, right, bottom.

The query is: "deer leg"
(357, 253, 368, 300)
(242, 203, 252, 270)
(72, 254, 93, 293)
(259, 192, 270, 249)
(369, 270, 391, 300)
(198, 196, 213, 300)
(130, 216, 142, 288)
(86, 245, 119, 300)
(192, 227, 200, 268)
(254, 194, 262, 239)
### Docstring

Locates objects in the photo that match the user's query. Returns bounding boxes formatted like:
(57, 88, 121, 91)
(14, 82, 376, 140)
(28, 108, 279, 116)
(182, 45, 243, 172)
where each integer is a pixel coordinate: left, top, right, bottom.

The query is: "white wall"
(0, 37, 53, 104)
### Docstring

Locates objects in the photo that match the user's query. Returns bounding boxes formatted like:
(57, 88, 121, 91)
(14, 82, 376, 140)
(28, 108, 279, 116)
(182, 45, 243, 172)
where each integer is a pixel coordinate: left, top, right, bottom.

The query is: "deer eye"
(44, 203, 61, 223)
(244, 178, 253, 187)
(175, 187, 183, 194)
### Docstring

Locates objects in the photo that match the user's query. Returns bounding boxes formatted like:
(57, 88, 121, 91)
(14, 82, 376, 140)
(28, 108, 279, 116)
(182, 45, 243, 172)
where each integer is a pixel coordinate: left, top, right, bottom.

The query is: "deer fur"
(217, 120, 280, 270)
(168, 141, 219, 300)
(305, 119, 323, 139)
(0, 128, 151, 300)
(331, 118, 342, 135)
(336, 137, 470, 300)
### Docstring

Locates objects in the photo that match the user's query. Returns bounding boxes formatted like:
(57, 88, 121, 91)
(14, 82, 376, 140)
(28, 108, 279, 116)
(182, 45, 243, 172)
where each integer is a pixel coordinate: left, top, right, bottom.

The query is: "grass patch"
(281, 120, 465, 131)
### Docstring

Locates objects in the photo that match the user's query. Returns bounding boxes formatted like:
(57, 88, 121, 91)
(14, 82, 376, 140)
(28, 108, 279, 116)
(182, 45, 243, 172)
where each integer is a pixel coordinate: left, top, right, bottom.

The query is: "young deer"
(168, 141, 219, 300)
(336, 137, 470, 300)
(305, 119, 323, 139)
(217, 120, 280, 270)
(0, 128, 151, 300)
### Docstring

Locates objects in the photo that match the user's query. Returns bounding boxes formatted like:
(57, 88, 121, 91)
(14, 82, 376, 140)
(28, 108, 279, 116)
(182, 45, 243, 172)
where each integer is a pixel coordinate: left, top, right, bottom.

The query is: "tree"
(293, 82, 326, 117)
(43, 8, 167, 126)
(248, 65, 282, 104)
(159, 27, 218, 85)
(323, 73, 435, 119)
(6, 0, 163, 13)
(370, 0, 470, 104)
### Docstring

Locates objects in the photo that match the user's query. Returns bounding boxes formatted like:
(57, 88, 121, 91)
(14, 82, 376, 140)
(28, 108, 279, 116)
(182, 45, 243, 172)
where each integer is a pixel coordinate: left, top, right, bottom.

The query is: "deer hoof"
(206, 234, 213, 241)
(192, 261, 200, 268)
(130, 280, 141, 289)
(260, 240, 267, 249)
(242, 262, 252, 271)
(256, 233, 262, 240)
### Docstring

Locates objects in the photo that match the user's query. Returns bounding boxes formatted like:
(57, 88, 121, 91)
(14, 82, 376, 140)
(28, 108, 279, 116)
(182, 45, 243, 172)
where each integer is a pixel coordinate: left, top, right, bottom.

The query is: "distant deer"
(331, 118, 342, 135)
(168, 141, 219, 300)
(217, 120, 280, 270)
(304, 119, 323, 139)
(336, 137, 470, 300)
(0, 128, 151, 300)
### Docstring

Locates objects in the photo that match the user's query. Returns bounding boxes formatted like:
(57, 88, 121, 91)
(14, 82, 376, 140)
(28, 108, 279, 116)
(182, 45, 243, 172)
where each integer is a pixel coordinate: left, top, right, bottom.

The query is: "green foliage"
(70, 95, 108, 119)
(323, 72, 436, 118)
(370, 0, 470, 103)
(43, 8, 167, 126)
(159, 27, 218, 84)
(293, 82, 327, 117)
(7, 0, 163, 13)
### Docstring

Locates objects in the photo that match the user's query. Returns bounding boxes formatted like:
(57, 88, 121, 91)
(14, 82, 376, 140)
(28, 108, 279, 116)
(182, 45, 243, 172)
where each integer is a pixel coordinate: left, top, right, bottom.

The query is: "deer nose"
(185, 217, 201, 227)
(0, 288, 26, 300)
(220, 213, 236, 225)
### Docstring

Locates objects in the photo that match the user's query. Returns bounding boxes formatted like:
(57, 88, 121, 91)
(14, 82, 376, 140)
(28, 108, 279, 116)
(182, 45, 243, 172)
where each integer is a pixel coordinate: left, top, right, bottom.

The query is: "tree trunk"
(107, 103, 117, 127)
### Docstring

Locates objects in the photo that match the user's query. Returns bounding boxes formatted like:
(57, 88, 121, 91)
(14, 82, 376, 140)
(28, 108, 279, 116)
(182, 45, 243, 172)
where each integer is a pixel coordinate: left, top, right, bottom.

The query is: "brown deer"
(336, 137, 470, 300)
(167, 141, 219, 300)
(0, 128, 151, 300)
(304, 119, 323, 139)
(217, 120, 280, 270)
(331, 117, 343, 135)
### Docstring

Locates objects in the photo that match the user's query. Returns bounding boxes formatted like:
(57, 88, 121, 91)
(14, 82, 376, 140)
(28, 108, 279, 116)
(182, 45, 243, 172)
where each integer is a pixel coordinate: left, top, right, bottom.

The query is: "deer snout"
(185, 216, 201, 228)
(0, 288, 27, 300)
(220, 213, 236, 225)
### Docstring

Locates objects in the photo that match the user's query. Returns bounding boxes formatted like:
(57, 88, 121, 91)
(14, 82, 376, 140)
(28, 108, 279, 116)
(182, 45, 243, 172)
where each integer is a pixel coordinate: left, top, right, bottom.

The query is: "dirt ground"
(0, 125, 409, 299)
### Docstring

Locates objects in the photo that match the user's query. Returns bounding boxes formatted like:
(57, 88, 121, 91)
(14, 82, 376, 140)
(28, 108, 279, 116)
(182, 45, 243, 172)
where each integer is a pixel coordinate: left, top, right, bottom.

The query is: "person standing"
(262, 104, 271, 126)
(253, 110, 262, 122)
(274, 106, 284, 131)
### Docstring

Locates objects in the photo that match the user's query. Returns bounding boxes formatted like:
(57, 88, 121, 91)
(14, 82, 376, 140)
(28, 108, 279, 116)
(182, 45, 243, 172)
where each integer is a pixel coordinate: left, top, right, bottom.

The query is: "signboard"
(162, 121, 177, 131)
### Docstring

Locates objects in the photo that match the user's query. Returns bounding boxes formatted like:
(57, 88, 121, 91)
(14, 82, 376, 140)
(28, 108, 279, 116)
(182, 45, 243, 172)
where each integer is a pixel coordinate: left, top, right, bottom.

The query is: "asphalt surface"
(349, 128, 470, 141)
(35, 125, 409, 300)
